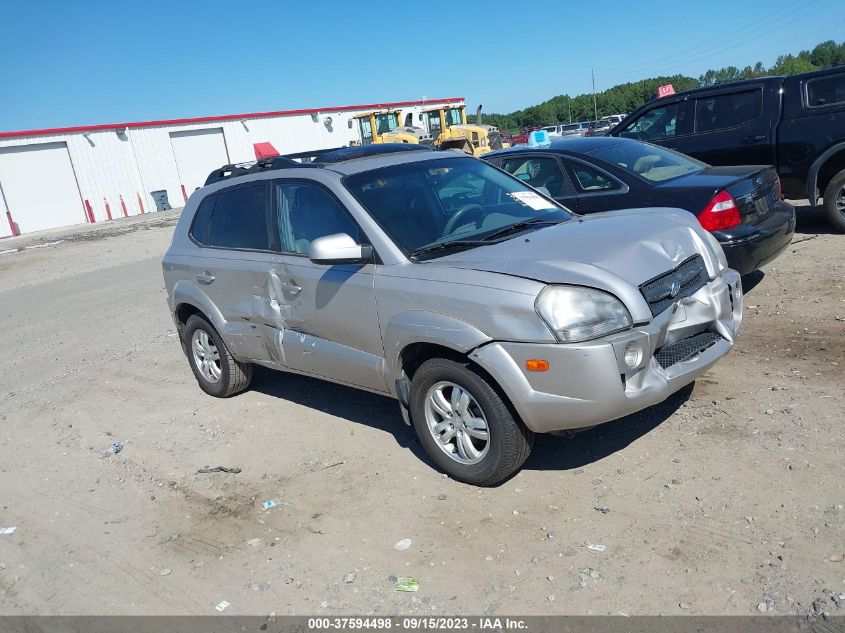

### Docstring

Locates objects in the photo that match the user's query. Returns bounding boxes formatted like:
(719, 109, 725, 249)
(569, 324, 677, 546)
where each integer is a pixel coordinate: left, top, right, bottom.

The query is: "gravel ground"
(0, 205, 842, 617)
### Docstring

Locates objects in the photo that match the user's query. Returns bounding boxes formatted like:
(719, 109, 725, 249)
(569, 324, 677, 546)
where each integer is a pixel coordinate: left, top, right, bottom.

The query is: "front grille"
(640, 255, 709, 317)
(654, 331, 722, 369)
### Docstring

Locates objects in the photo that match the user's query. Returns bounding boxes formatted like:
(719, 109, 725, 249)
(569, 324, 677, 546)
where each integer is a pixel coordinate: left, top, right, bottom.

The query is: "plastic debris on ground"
(198, 466, 242, 474)
(215, 601, 230, 612)
(0, 527, 16, 535)
(586, 543, 606, 552)
(261, 500, 277, 510)
(394, 577, 419, 592)
(394, 538, 412, 551)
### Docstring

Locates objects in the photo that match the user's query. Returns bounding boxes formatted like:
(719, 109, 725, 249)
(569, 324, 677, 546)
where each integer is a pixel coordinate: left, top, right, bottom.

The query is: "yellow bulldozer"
(420, 104, 510, 157)
(349, 109, 434, 146)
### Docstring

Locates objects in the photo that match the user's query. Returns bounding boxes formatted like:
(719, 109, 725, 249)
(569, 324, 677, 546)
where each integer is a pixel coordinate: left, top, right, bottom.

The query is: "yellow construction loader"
(420, 105, 510, 156)
(349, 109, 433, 146)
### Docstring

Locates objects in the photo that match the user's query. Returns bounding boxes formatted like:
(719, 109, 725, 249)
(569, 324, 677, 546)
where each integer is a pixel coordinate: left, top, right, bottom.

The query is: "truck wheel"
(822, 169, 845, 232)
(184, 314, 252, 397)
(409, 358, 533, 486)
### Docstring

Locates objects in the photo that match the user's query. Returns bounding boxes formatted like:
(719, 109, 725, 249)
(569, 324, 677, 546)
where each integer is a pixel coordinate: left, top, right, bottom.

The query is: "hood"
(426, 208, 721, 322)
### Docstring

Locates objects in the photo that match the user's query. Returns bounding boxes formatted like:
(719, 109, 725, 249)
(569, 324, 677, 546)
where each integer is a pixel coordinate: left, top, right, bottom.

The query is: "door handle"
(281, 281, 302, 296)
(742, 135, 766, 144)
(195, 272, 215, 285)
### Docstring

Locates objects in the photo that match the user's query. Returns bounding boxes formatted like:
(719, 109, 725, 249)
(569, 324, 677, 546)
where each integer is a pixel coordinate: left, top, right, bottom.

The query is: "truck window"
(806, 73, 845, 108)
(694, 90, 762, 132)
(619, 102, 684, 141)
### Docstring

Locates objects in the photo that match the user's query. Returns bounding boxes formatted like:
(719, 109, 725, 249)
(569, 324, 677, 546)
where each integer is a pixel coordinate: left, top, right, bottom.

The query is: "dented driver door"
(268, 179, 388, 393)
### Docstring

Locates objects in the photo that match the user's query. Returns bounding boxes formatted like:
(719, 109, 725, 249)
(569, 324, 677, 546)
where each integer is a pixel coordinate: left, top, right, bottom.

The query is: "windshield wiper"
(482, 217, 562, 241)
(411, 240, 488, 258)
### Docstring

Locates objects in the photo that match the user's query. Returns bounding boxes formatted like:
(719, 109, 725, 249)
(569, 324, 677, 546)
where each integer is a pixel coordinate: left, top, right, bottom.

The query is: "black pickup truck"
(611, 65, 845, 230)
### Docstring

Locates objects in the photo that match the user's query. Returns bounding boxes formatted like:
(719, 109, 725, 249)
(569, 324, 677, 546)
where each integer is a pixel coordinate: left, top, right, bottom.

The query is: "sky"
(1, 0, 844, 132)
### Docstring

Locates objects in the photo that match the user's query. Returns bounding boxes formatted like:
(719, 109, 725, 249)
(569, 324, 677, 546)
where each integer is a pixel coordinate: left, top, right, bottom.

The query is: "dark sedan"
(484, 137, 795, 275)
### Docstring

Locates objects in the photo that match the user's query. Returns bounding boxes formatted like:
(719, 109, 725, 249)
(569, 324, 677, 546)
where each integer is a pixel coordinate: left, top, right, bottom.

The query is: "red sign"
(657, 84, 676, 98)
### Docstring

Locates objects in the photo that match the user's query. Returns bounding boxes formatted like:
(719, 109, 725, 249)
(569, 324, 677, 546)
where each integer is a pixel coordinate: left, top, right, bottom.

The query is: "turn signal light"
(697, 190, 741, 231)
(525, 359, 549, 372)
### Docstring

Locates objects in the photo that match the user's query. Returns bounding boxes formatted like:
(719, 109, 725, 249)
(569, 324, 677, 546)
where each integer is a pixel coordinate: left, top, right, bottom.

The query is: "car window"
(189, 194, 216, 245)
(206, 184, 270, 250)
(500, 156, 575, 198)
(590, 142, 705, 183)
(620, 102, 684, 140)
(806, 73, 845, 107)
(344, 157, 572, 256)
(694, 90, 762, 132)
(563, 160, 622, 193)
(276, 181, 361, 256)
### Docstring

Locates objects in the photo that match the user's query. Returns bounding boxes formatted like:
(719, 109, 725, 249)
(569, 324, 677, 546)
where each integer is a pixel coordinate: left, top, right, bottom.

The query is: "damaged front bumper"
(469, 269, 743, 433)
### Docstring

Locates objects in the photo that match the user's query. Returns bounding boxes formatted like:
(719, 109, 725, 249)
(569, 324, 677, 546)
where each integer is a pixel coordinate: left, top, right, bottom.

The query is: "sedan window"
(563, 161, 621, 193)
(500, 156, 575, 197)
(590, 142, 705, 183)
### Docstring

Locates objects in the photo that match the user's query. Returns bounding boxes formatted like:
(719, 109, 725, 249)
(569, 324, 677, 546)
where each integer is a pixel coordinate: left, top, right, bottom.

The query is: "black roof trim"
(312, 143, 433, 164)
(204, 143, 434, 185)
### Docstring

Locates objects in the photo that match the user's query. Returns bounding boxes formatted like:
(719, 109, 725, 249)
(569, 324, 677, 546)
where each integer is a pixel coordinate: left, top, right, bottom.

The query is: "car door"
(492, 153, 579, 209)
(559, 157, 630, 214)
(186, 181, 279, 363)
(269, 178, 387, 393)
(681, 85, 776, 166)
(614, 98, 690, 153)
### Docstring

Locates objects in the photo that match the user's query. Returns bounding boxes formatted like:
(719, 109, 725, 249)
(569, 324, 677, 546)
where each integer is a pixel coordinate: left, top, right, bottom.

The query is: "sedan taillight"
(697, 190, 741, 231)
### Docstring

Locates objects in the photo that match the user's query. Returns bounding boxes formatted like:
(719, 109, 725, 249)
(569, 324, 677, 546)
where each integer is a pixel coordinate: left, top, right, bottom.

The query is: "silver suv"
(163, 144, 743, 486)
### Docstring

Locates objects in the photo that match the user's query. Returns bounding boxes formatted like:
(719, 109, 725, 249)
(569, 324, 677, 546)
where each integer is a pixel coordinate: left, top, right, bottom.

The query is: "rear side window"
(189, 195, 216, 244)
(563, 160, 622, 193)
(694, 90, 762, 132)
(806, 73, 845, 107)
(206, 184, 270, 250)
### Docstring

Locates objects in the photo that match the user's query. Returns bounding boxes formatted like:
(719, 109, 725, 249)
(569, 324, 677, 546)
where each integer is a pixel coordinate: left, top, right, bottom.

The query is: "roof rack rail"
(204, 155, 305, 185)
(204, 143, 435, 186)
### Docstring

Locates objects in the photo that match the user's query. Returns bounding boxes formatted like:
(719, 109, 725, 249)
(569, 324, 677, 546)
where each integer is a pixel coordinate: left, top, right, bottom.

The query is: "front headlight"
(703, 230, 728, 272)
(536, 286, 632, 343)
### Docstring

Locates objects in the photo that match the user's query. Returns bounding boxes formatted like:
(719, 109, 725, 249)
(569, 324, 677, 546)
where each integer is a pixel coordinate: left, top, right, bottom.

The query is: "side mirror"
(308, 233, 372, 264)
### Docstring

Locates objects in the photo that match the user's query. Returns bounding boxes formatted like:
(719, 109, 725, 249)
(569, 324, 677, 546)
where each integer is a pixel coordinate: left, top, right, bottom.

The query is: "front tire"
(409, 358, 533, 486)
(822, 169, 845, 232)
(184, 314, 252, 397)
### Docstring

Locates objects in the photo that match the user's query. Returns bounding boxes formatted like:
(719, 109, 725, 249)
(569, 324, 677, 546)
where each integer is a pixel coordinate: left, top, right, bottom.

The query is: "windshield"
(445, 108, 463, 126)
(590, 141, 706, 182)
(562, 124, 580, 131)
(375, 113, 399, 134)
(344, 157, 573, 257)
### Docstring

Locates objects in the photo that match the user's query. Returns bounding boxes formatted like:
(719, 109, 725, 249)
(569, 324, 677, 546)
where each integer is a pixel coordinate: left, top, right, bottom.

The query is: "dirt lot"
(0, 206, 842, 617)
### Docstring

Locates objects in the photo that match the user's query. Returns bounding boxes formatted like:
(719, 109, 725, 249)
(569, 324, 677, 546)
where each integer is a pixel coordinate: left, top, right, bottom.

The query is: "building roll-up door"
(170, 128, 230, 197)
(0, 142, 84, 234)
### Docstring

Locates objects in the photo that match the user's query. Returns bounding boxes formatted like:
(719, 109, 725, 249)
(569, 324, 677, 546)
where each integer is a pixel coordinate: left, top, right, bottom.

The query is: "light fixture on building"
(323, 116, 333, 127)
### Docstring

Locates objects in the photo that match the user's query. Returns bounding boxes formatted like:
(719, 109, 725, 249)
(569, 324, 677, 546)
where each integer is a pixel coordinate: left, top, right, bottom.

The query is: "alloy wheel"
(191, 329, 222, 384)
(424, 381, 490, 465)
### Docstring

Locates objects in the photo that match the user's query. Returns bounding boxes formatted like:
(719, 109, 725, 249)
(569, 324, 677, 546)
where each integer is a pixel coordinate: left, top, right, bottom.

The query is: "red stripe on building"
(5, 211, 19, 237)
(137, 192, 145, 214)
(119, 194, 128, 217)
(84, 200, 95, 223)
(104, 198, 113, 221)
(0, 97, 465, 139)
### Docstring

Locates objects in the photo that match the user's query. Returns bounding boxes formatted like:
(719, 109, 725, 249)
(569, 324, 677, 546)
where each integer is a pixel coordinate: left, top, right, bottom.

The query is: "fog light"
(623, 341, 642, 368)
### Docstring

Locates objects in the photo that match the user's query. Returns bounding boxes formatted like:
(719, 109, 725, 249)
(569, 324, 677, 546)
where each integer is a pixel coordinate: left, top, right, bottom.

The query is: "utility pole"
(567, 97, 572, 123)
(591, 69, 598, 121)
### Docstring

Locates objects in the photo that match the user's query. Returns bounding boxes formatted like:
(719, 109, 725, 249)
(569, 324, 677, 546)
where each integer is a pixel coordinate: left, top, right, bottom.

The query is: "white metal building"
(0, 97, 464, 237)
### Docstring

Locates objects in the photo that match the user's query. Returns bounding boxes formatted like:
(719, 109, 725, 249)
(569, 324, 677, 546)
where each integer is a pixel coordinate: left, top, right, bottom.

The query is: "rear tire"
(409, 358, 533, 486)
(822, 169, 845, 232)
(184, 314, 252, 398)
